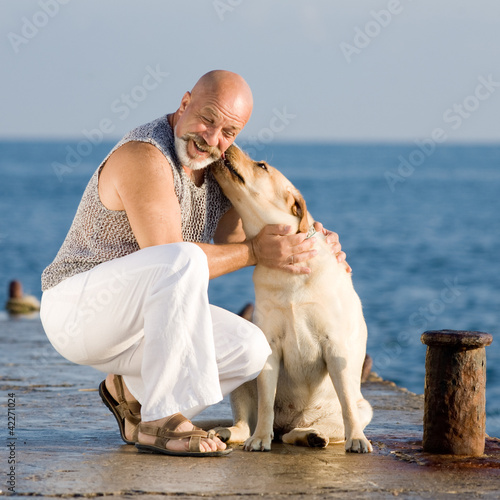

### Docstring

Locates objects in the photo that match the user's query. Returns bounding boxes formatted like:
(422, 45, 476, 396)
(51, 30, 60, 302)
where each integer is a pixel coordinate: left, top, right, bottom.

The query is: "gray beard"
(174, 134, 219, 171)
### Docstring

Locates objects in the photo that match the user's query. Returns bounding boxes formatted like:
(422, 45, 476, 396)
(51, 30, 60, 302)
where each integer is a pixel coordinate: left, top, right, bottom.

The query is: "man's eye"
(256, 162, 268, 171)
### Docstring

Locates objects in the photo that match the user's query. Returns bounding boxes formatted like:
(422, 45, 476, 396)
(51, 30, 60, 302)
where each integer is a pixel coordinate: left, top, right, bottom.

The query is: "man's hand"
(251, 224, 317, 275)
(313, 222, 352, 273)
(250, 223, 351, 275)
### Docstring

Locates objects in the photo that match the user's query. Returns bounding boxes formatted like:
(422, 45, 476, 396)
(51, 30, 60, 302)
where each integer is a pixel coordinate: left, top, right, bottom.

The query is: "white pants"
(41, 243, 271, 421)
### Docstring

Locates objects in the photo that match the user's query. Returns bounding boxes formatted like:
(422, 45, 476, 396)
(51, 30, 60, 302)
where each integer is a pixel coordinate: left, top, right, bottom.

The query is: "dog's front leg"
(214, 380, 257, 443)
(324, 347, 373, 453)
(243, 352, 280, 451)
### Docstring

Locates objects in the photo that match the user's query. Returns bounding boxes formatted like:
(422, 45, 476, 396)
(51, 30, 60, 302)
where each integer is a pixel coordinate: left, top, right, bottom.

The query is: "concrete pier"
(1, 316, 499, 498)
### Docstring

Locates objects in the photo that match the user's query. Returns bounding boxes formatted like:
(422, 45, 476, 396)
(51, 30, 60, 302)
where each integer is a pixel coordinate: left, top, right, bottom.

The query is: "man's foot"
(99, 374, 141, 444)
(137, 413, 230, 456)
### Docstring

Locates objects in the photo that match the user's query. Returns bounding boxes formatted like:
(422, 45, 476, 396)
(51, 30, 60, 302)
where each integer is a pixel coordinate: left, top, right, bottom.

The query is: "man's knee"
(171, 242, 209, 282)
(174, 241, 207, 264)
(141, 242, 208, 283)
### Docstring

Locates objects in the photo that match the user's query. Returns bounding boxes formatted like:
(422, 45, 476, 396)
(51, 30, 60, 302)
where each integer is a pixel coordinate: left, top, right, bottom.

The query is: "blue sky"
(2, 0, 500, 142)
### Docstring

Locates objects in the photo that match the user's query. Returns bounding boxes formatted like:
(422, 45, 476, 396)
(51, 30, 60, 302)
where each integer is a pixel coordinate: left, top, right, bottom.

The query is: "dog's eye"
(256, 162, 268, 171)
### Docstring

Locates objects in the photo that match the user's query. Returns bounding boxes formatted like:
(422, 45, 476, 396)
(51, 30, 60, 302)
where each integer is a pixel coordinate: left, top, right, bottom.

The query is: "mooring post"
(421, 330, 493, 456)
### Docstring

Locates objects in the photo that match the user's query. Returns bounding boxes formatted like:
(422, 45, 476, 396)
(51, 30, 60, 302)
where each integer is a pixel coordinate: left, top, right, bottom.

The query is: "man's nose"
(202, 126, 220, 147)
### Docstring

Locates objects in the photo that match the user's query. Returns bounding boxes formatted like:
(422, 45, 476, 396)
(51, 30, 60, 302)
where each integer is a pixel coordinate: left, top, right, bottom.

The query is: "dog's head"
(211, 145, 311, 239)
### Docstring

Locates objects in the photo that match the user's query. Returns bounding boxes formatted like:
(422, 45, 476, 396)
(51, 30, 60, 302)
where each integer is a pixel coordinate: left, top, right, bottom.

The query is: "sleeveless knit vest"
(41, 114, 231, 291)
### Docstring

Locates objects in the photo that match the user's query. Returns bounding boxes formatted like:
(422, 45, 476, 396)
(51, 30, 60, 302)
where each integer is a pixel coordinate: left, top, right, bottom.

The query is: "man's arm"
(198, 208, 254, 278)
(206, 208, 321, 278)
(98, 143, 263, 279)
(99, 141, 184, 246)
(99, 142, 344, 279)
(203, 222, 348, 279)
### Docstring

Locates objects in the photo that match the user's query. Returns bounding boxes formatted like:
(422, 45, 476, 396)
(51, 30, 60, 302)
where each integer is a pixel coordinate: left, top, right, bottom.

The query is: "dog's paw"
(243, 434, 273, 452)
(282, 429, 329, 448)
(213, 425, 250, 444)
(345, 436, 373, 453)
(213, 427, 232, 443)
(307, 431, 329, 448)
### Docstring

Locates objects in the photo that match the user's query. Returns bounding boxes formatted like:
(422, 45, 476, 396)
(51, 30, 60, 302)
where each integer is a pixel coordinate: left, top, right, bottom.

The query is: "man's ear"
(178, 91, 191, 115)
(288, 188, 310, 233)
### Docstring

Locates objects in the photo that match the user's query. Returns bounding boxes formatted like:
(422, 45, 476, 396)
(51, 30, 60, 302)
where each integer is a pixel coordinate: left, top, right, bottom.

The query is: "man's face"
(173, 90, 248, 171)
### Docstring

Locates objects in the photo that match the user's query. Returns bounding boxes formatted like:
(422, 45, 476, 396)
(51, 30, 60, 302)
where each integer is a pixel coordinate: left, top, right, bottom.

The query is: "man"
(41, 70, 347, 457)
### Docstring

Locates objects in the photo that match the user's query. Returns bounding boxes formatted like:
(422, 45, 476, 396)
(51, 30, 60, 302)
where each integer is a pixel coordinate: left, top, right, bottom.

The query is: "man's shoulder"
(107, 114, 177, 173)
(111, 140, 170, 166)
(102, 141, 175, 192)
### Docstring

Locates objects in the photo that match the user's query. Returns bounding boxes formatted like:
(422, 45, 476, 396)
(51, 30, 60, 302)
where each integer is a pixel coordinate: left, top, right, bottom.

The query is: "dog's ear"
(288, 188, 310, 234)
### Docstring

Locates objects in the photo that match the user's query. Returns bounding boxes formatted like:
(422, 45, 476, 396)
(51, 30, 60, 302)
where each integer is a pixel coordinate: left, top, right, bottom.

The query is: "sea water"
(0, 139, 498, 436)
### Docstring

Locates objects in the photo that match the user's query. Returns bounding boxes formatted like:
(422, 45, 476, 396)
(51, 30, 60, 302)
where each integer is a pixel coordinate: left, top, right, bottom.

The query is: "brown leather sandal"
(135, 413, 232, 457)
(99, 375, 141, 445)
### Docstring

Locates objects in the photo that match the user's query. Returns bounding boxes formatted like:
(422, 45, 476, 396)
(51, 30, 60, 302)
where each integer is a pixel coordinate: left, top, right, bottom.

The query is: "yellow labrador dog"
(211, 145, 372, 453)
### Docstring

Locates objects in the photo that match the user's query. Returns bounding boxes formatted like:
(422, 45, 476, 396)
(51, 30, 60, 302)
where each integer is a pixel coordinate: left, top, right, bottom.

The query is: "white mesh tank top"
(41, 114, 231, 291)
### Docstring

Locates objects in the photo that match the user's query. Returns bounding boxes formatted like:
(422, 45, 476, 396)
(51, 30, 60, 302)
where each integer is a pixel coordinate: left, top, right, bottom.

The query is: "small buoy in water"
(5, 280, 40, 314)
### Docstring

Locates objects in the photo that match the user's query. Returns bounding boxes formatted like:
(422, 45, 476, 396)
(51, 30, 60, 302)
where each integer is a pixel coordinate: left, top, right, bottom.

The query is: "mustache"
(181, 133, 222, 159)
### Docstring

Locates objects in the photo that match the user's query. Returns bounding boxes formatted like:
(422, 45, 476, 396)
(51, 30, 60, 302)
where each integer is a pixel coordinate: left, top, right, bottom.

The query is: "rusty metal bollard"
(421, 330, 493, 456)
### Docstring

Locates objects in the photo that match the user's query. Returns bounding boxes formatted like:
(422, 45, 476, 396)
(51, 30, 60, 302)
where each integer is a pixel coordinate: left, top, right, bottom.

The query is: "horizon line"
(0, 136, 499, 147)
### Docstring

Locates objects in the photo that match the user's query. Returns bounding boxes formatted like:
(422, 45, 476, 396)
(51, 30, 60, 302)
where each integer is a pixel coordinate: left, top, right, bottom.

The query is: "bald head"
(190, 70, 253, 124)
